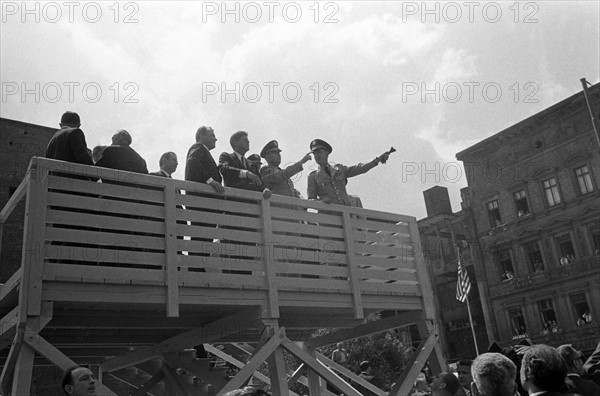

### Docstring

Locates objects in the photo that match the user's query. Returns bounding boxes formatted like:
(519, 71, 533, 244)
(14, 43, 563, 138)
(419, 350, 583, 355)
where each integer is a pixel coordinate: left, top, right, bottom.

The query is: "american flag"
(456, 254, 471, 303)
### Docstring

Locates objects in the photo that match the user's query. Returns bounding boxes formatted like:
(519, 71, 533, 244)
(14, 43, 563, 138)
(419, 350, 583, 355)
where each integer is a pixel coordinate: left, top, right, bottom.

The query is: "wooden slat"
(46, 209, 164, 235)
(42, 246, 164, 266)
(272, 247, 347, 265)
(176, 208, 261, 229)
(43, 263, 164, 284)
(350, 218, 410, 234)
(270, 207, 342, 226)
(261, 200, 280, 318)
(177, 255, 264, 272)
(355, 268, 418, 282)
(354, 255, 415, 270)
(179, 271, 265, 288)
(176, 194, 260, 216)
(268, 234, 345, 252)
(276, 277, 350, 291)
(272, 220, 343, 239)
(352, 230, 411, 245)
(48, 176, 164, 203)
(359, 281, 421, 295)
(353, 242, 413, 257)
(176, 240, 262, 259)
(176, 224, 262, 244)
(342, 211, 363, 319)
(47, 191, 164, 219)
(45, 228, 165, 251)
(274, 263, 347, 277)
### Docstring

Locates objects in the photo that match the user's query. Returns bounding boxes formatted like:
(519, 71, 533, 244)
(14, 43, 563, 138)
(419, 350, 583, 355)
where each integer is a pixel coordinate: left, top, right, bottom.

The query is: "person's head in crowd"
(60, 111, 81, 128)
(430, 372, 461, 396)
(556, 344, 585, 375)
(111, 129, 132, 146)
(91, 145, 107, 164)
(470, 353, 517, 396)
(223, 386, 270, 396)
(196, 126, 217, 150)
(61, 365, 96, 396)
(309, 139, 332, 167)
(457, 359, 473, 390)
(159, 151, 178, 176)
(230, 131, 250, 155)
(520, 344, 567, 394)
(359, 360, 371, 373)
(261, 140, 282, 167)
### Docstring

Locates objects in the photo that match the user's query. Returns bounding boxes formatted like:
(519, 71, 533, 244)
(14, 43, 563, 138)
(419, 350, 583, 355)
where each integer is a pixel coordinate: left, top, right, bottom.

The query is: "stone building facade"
(418, 186, 489, 360)
(0, 117, 57, 282)
(456, 84, 600, 353)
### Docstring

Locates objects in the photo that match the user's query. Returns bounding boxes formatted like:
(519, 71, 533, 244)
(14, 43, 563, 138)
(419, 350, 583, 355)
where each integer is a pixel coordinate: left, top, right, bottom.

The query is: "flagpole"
(464, 292, 479, 356)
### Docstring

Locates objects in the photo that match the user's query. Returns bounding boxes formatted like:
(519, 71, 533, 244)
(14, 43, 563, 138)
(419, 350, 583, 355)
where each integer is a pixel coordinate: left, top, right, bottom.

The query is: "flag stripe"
(456, 254, 471, 303)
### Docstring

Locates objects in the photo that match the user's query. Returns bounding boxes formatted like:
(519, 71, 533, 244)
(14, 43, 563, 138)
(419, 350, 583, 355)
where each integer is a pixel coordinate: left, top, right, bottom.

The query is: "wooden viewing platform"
(0, 157, 444, 395)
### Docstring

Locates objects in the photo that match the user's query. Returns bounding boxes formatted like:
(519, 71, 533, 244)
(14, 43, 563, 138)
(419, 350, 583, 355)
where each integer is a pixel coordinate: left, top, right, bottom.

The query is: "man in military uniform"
(260, 140, 311, 197)
(307, 139, 389, 207)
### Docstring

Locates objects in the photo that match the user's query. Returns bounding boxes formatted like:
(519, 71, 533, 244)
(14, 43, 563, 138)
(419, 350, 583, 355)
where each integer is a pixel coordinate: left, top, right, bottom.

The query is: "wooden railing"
(1, 157, 424, 321)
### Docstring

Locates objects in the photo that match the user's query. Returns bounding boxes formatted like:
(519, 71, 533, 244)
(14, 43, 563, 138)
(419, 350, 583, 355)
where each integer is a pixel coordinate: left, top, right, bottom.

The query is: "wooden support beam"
(164, 183, 180, 317)
(389, 332, 438, 396)
(131, 370, 165, 396)
(316, 352, 386, 396)
(306, 310, 421, 348)
(101, 307, 263, 372)
(217, 327, 286, 395)
(304, 344, 324, 396)
(282, 339, 362, 396)
(267, 342, 289, 396)
(0, 330, 24, 395)
(11, 342, 35, 396)
(341, 211, 364, 319)
(287, 363, 306, 388)
(0, 171, 29, 223)
(260, 199, 280, 318)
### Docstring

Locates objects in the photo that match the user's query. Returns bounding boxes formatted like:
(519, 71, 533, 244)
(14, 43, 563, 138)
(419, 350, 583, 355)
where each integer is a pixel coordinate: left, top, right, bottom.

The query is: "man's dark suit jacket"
(45, 127, 93, 165)
(95, 145, 148, 174)
(185, 143, 222, 184)
(218, 152, 263, 191)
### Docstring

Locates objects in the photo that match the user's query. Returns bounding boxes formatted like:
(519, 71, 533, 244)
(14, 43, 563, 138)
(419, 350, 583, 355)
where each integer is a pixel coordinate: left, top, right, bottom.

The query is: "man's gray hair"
(471, 353, 516, 396)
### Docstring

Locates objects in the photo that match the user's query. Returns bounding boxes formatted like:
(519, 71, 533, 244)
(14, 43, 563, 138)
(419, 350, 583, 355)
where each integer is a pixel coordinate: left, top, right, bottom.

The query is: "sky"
(1, 1, 599, 219)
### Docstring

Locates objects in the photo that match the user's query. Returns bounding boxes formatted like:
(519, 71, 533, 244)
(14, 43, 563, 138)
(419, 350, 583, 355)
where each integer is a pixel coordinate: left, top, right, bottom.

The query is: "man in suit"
(557, 344, 600, 396)
(95, 130, 148, 174)
(457, 359, 474, 396)
(259, 140, 310, 197)
(520, 344, 567, 395)
(307, 139, 390, 207)
(61, 366, 97, 396)
(185, 126, 224, 193)
(470, 353, 517, 396)
(46, 111, 93, 165)
(584, 341, 600, 385)
(219, 131, 264, 192)
(150, 152, 178, 178)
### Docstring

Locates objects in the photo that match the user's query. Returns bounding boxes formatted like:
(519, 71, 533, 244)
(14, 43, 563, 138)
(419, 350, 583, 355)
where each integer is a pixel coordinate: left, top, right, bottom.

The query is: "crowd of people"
(46, 111, 391, 207)
(410, 341, 600, 396)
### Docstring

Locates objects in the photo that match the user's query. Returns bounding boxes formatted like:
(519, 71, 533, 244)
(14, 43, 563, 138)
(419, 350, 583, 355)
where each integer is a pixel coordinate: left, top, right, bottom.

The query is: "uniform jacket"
(307, 161, 377, 206)
(95, 145, 148, 174)
(185, 143, 222, 184)
(218, 151, 263, 191)
(45, 127, 93, 165)
(260, 162, 303, 197)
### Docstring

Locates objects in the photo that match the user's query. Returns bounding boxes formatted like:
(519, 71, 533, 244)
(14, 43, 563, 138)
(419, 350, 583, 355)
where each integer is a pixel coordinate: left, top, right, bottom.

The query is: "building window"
(538, 299, 559, 333)
(486, 199, 502, 228)
(590, 224, 600, 255)
(542, 177, 561, 207)
(497, 249, 514, 281)
(574, 165, 594, 195)
(513, 190, 530, 217)
(523, 241, 544, 273)
(555, 232, 576, 264)
(570, 293, 593, 326)
(509, 307, 527, 338)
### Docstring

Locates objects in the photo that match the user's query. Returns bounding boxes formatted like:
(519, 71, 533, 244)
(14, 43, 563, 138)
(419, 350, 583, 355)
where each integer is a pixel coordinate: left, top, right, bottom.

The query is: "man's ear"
(470, 382, 480, 396)
(64, 384, 73, 395)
